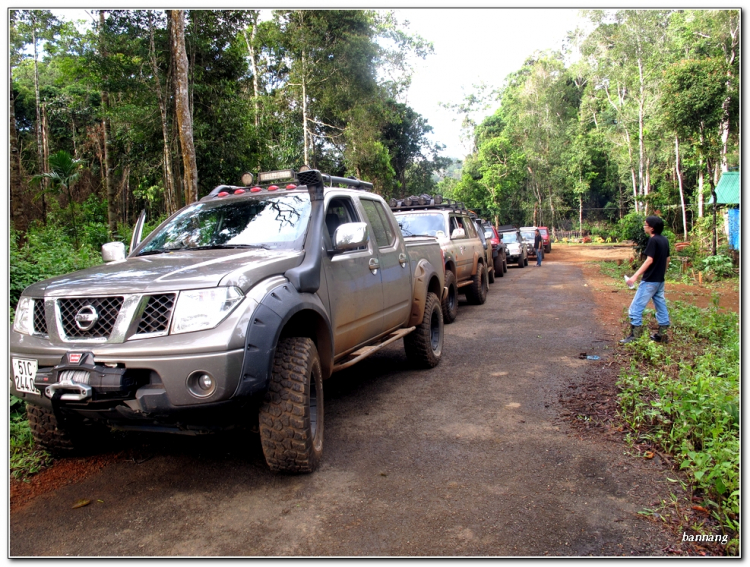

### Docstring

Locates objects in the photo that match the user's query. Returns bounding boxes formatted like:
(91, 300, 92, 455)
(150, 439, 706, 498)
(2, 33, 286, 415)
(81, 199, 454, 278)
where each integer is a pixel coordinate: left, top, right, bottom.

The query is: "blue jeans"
(629, 281, 670, 327)
(536, 249, 543, 266)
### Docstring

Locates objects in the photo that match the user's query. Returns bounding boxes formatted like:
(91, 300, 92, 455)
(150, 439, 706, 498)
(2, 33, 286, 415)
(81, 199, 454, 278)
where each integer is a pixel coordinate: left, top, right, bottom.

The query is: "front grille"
(33, 300, 48, 335)
(136, 294, 175, 335)
(59, 297, 124, 339)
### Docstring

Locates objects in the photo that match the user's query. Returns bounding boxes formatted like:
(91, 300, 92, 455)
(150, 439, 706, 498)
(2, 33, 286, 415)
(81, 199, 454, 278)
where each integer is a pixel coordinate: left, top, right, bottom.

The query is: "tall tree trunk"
(149, 15, 177, 215)
(637, 57, 645, 205)
(10, 67, 26, 232)
(171, 10, 198, 204)
(301, 52, 310, 167)
(41, 102, 50, 173)
(243, 16, 261, 128)
(674, 134, 687, 240)
(100, 10, 117, 235)
(31, 25, 47, 220)
(697, 164, 704, 218)
(720, 15, 738, 172)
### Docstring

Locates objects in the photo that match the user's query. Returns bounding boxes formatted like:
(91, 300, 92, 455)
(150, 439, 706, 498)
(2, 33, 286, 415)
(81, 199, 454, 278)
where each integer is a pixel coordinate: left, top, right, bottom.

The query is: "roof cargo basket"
(389, 194, 468, 214)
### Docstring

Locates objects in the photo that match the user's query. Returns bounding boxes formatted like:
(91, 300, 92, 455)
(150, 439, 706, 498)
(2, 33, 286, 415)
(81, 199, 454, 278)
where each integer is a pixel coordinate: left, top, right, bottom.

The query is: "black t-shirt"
(642, 234, 670, 282)
(534, 234, 543, 249)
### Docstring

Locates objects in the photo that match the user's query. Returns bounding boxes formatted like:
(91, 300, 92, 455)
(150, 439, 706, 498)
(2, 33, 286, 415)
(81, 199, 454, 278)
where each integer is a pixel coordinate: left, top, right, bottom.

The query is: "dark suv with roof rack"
(390, 195, 490, 324)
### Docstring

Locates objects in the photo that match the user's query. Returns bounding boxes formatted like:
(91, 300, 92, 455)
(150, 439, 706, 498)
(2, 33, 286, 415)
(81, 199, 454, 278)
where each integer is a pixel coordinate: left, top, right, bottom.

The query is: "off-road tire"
(503, 260, 508, 273)
(488, 265, 495, 283)
(518, 256, 525, 268)
(27, 404, 108, 456)
(465, 263, 488, 305)
(259, 337, 323, 473)
(404, 292, 443, 368)
(494, 255, 504, 277)
(524, 256, 529, 266)
(442, 270, 459, 324)
(545, 244, 551, 253)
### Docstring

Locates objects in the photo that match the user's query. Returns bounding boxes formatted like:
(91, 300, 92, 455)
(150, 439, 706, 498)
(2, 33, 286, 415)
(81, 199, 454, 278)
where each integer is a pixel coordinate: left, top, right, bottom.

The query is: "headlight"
(13, 297, 34, 335)
(171, 287, 245, 334)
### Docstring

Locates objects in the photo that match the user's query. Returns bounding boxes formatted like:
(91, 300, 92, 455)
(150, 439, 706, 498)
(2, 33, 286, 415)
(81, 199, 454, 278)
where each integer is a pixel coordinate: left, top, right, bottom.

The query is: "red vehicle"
(481, 222, 507, 276)
(538, 226, 551, 253)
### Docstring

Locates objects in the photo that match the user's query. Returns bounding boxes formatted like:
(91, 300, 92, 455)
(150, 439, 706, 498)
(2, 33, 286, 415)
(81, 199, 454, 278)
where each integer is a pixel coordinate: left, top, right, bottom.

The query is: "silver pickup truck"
(10, 169, 445, 473)
(390, 197, 489, 324)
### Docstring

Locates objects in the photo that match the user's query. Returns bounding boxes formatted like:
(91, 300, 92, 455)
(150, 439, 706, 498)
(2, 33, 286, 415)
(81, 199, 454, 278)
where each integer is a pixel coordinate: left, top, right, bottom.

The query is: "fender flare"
(407, 258, 442, 327)
(234, 282, 333, 399)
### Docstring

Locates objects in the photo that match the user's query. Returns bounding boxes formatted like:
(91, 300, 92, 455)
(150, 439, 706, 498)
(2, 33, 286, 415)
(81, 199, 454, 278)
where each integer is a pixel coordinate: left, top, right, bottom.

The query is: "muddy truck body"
(10, 169, 445, 473)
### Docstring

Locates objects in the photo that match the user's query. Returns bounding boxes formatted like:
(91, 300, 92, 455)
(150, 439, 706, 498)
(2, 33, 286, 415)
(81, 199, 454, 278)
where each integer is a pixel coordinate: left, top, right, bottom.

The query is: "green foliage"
(10, 221, 101, 316)
(617, 300, 739, 541)
(10, 402, 51, 480)
(616, 212, 649, 254)
(701, 254, 735, 279)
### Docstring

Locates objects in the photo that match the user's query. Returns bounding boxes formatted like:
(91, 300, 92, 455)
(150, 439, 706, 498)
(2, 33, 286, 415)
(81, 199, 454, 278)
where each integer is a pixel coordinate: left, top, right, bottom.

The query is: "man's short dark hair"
(645, 215, 664, 235)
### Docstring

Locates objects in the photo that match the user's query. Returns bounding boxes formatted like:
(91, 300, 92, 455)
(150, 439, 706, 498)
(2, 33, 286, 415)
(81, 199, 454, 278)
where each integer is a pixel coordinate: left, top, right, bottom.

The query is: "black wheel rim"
(430, 308, 441, 352)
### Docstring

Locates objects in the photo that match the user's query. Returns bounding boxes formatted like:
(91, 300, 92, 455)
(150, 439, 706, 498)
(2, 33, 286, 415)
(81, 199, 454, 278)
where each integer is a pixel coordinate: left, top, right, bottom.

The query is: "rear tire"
(488, 265, 495, 283)
(503, 260, 507, 273)
(545, 244, 551, 253)
(27, 404, 109, 456)
(442, 270, 459, 324)
(524, 256, 529, 266)
(466, 263, 488, 305)
(259, 337, 323, 473)
(518, 256, 525, 268)
(404, 292, 443, 368)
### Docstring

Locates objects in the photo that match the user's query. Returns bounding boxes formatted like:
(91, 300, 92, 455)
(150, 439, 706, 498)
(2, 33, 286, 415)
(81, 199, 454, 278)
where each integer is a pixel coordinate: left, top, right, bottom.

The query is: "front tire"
(488, 265, 495, 283)
(27, 404, 109, 457)
(518, 256, 525, 268)
(259, 337, 323, 473)
(404, 292, 443, 368)
(442, 270, 459, 324)
(466, 263, 488, 305)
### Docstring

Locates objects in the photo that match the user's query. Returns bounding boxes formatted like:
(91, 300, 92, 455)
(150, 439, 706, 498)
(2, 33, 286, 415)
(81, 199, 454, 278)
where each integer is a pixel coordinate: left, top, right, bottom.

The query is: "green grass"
(10, 399, 51, 480)
(614, 298, 739, 553)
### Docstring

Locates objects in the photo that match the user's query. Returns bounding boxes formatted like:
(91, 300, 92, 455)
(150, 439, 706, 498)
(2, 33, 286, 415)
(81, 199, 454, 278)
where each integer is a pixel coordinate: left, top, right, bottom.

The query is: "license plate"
(59, 370, 91, 385)
(12, 358, 40, 395)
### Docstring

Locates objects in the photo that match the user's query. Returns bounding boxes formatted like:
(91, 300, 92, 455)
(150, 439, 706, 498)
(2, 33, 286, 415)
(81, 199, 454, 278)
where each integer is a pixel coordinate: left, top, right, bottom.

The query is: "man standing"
(534, 228, 544, 267)
(620, 216, 671, 344)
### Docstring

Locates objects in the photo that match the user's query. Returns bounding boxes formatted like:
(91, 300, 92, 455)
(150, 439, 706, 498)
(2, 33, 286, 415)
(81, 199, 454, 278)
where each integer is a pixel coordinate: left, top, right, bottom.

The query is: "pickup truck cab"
(10, 169, 445, 473)
(390, 196, 489, 324)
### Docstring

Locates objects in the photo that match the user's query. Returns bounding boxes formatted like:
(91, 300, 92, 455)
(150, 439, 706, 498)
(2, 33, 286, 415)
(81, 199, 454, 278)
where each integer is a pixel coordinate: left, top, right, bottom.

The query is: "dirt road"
(10, 245, 683, 556)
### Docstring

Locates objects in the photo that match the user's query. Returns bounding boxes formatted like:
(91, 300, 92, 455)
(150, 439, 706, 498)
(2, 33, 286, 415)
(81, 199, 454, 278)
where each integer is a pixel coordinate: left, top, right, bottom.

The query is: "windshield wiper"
(137, 248, 171, 256)
(190, 244, 271, 250)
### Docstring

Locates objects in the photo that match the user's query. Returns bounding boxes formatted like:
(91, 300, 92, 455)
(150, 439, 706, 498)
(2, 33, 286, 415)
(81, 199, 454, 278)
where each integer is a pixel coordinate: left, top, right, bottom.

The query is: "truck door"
(450, 215, 472, 280)
(323, 196, 384, 356)
(359, 198, 412, 333)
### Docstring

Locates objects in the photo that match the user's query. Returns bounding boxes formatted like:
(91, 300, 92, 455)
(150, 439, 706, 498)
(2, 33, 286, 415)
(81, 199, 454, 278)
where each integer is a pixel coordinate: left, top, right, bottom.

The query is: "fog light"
(187, 371, 217, 398)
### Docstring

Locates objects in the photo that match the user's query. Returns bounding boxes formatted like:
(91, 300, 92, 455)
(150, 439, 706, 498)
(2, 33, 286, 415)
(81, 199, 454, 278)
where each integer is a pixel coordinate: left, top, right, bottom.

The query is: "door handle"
(398, 253, 407, 267)
(368, 258, 380, 274)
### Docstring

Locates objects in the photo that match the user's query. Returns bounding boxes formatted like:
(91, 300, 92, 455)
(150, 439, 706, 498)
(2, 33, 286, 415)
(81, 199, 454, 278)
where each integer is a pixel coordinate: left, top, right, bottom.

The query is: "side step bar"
(332, 327, 416, 373)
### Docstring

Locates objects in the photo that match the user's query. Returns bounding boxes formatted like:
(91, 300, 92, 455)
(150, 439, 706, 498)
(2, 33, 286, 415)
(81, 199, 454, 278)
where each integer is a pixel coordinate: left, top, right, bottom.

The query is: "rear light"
(440, 249, 445, 274)
(250, 187, 262, 193)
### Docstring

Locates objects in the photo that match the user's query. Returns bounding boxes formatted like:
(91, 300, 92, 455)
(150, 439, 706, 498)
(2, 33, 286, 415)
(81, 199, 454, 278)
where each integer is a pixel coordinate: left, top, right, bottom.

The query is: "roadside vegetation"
(597, 227, 739, 554)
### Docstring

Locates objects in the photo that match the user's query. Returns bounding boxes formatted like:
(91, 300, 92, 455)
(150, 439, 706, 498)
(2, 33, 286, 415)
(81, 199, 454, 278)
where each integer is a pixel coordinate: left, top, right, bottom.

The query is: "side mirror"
(450, 228, 465, 239)
(333, 222, 369, 252)
(102, 242, 126, 263)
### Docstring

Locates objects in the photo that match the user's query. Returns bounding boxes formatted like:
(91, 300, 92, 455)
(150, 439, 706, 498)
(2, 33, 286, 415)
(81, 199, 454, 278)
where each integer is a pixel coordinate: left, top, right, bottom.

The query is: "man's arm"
(626, 256, 653, 287)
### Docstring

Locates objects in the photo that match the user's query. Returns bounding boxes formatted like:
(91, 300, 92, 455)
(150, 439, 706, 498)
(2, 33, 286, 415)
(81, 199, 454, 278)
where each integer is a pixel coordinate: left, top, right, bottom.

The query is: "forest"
(9, 8, 739, 303)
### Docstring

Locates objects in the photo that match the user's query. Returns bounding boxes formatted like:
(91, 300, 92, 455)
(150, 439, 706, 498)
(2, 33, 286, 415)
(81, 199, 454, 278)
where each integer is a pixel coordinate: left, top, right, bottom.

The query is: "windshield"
(395, 213, 446, 237)
(138, 194, 311, 255)
(521, 231, 535, 241)
(484, 227, 495, 239)
(500, 232, 520, 244)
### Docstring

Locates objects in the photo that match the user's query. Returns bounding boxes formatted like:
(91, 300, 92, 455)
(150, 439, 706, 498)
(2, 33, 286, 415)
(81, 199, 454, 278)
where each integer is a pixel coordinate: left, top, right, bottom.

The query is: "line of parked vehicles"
(10, 169, 551, 474)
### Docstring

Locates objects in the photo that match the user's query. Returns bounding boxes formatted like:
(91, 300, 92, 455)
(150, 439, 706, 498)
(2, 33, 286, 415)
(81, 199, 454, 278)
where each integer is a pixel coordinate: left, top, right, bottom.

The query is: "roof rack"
(202, 168, 373, 201)
(496, 224, 518, 232)
(389, 194, 469, 214)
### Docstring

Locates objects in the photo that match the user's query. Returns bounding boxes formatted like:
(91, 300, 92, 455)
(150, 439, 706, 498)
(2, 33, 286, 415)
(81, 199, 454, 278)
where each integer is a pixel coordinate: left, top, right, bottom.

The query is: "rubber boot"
(619, 325, 643, 344)
(650, 325, 670, 344)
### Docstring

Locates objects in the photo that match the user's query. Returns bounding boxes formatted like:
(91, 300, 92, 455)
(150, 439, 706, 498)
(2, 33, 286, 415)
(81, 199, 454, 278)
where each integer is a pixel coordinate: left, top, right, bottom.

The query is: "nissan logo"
(74, 305, 99, 331)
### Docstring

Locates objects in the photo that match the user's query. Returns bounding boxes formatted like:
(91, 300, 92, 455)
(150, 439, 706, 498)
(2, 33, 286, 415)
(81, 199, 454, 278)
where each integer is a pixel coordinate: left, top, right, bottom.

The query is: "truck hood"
(24, 248, 304, 297)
